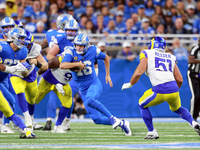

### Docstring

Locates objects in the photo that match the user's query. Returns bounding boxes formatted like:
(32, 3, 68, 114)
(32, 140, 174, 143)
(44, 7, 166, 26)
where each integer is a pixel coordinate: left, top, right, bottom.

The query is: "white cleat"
(33, 122, 43, 130)
(110, 116, 120, 129)
(144, 129, 159, 139)
(61, 118, 71, 131)
(1, 123, 15, 133)
(25, 115, 33, 128)
(52, 125, 66, 133)
(121, 119, 132, 136)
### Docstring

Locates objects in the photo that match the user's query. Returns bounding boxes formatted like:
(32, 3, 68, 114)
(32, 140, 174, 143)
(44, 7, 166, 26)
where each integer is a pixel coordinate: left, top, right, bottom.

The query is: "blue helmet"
(65, 19, 79, 40)
(24, 30, 34, 50)
(56, 14, 74, 30)
(15, 20, 24, 28)
(7, 27, 27, 49)
(148, 37, 166, 52)
(74, 33, 90, 54)
(1, 17, 16, 36)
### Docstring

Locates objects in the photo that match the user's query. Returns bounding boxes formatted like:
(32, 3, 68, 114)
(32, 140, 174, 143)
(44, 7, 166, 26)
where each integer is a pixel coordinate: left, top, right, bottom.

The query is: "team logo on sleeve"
(74, 56, 78, 60)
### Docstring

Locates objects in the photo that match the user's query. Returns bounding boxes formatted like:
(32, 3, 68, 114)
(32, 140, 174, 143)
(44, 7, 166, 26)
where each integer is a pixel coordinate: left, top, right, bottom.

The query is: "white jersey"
(26, 43, 41, 76)
(141, 49, 176, 87)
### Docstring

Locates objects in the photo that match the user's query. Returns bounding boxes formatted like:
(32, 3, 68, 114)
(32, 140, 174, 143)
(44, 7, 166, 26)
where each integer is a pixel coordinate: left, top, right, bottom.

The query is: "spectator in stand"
(97, 41, 115, 59)
(186, 5, 199, 26)
(170, 5, 177, 23)
(116, 41, 137, 61)
(5, 0, 17, 17)
(181, 12, 193, 34)
(124, 0, 138, 20)
(40, 0, 49, 15)
(73, 0, 86, 21)
(95, 14, 104, 33)
(114, 11, 126, 32)
(86, 5, 96, 21)
(155, 5, 165, 24)
(162, 0, 174, 16)
(82, 20, 96, 34)
(103, 20, 120, 46)
(47, 3, 58, 28)
(150, 13, 160, 30)
(121, 18, 138, 41)
(56, 0, 67, 14)
(21, 0, 34, 15)
(138, 18, 155, 46)
(172, 38, 189, 60)
(117, 0, 126, 5)
(11, 13, 18, 21)
(24, 12, 36, 33)
(93, 0, 103, 17)
(0, 3, 6, 20)
(31, 0, 47, 29)
(79, 14, 88, 30)
(195, 1, 200, 17)
(155, 24, 165, 37)
(117, 3, 125, 11)
(101, 6, 112, 27)
(108, 0, 117, 17)
(35, 20, 46, 33)
(67, 6, 74, 16)
(16, 5, 24, 20)
(164, 12, 173, 34)
(176, 1, 185, 18)
(144, 0, 155, 17)
(137, 4, 148, 22)
(131, 13, 141, 31)
(172, 18, 192, 34)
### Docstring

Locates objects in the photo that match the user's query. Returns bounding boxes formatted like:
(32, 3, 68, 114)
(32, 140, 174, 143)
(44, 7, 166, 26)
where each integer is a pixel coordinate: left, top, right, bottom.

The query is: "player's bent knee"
(62, 100, 72, 108)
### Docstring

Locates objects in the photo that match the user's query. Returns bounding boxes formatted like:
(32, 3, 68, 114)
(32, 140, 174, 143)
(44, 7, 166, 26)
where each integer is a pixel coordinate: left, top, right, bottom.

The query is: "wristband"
(36, 61, 42, 68)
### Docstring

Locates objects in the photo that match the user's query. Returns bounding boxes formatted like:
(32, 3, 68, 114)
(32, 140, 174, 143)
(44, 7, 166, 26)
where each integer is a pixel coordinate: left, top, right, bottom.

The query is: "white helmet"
(1, 17, 16, 36)
(7, 27, 27, 49)
(56, 13, 74, 30)
(65, 19, 79, 40)
(74, 33, 90, 54)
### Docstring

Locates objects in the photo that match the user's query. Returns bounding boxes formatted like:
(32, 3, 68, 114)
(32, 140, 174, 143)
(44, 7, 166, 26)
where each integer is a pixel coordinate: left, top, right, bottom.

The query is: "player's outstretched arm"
(104, 54, 113, 87)
(60, 61, 85, 70)
(174, 64, 183, 88)
(46, 44, 60, 61)
(122, 57, 147, 90)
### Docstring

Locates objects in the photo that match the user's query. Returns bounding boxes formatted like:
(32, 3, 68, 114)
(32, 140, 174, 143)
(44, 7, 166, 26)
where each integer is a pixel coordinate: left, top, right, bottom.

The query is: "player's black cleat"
(42, 120, 52, 131)
(194, 124, 200, 136)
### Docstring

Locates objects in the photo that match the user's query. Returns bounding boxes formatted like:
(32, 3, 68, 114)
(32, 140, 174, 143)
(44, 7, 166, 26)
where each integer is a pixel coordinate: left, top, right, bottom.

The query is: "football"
(70, 67, 80, 72)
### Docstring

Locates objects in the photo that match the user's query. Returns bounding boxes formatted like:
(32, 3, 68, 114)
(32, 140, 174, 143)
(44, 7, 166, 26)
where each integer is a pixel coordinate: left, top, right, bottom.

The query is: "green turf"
(0, 122, 199, 150)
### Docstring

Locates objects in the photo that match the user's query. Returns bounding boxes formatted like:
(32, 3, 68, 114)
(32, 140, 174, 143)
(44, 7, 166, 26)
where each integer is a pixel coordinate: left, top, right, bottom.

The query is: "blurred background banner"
(14, 59, 191, 118)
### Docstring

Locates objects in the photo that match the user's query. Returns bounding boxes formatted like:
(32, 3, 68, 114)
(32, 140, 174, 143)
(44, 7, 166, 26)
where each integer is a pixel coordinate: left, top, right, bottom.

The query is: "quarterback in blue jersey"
(122, 37, 200, 139)
(0, 27, 36, 138)
(60, 33, 132, 136)
(10, 31, 48, 130)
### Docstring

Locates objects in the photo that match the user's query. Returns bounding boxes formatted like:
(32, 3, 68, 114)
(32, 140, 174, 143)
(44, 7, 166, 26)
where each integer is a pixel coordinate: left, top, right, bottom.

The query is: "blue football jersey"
(0, 41, 28, 82)
(0, 34, 4, 39)
(46, 29, 65, 48)
(61, 45, 106, 91)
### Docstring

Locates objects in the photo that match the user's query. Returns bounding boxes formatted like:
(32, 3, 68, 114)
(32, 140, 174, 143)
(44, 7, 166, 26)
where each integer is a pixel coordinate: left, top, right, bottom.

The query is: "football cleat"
(52, 125, 66, 133)
(1, 123, 15, 133)
(121, 119, 132, 136)
(33, 122, 43, 130)
(61, 118, 71, 131)
(110, 116, 120, 129)
(42, 120, 52, 131)
(193, 123, 200, 136)
(143, 129, 159, 140)
(20, 128, 37, 139)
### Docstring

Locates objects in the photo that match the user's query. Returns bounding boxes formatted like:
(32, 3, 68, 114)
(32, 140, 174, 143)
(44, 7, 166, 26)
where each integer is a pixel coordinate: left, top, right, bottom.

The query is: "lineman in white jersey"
(122, 37, 200, 139)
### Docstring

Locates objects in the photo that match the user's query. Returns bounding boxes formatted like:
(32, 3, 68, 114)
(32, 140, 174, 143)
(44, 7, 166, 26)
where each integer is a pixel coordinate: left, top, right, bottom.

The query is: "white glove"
(121, 83, 133, 90)
(15, 62, 27, 72)
(55, 83, 65, 95)
(4, 65, 17, 74)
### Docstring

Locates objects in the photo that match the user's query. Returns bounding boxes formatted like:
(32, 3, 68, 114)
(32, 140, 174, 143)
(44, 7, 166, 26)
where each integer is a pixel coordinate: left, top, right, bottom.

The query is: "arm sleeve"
(95, 46, 106, 60)
(139, 51, 148, 61)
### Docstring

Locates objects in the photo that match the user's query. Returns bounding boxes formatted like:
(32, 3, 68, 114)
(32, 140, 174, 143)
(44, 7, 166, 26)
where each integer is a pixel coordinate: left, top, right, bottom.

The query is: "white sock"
(47, 118, 52, 121)
(0, 118, 3, 124)
(23, 111, 30, 118)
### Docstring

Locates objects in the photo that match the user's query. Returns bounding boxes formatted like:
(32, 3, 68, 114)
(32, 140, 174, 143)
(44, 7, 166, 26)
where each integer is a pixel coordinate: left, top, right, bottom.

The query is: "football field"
(0, 118, 200, 150)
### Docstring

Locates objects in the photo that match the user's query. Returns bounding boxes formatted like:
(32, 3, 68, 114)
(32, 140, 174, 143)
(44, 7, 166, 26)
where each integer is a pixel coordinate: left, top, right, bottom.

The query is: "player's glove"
(55, 83, 65, 95)
(4, 65, 17, 74)
(15, 62, 27, 72)
(121, 83, 133, 90)
(22, 62, 32, 70)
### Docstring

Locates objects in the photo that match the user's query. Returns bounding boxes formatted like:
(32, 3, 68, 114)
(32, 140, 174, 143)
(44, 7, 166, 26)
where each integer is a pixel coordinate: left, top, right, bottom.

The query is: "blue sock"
(67, 100, 74, 118)
(28, 103, 35, 116)
(0, 111, 3, 118)
(55, 106, 69, 126)
(4, 117, 10, 125)
(139, 105, 154, 131)
(47, 91, 57, 118)
(93, 117, 111, 125)
(17, 93, 28, 113)
(8, 114, 26, 130)
(174, 106, 194, 125)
